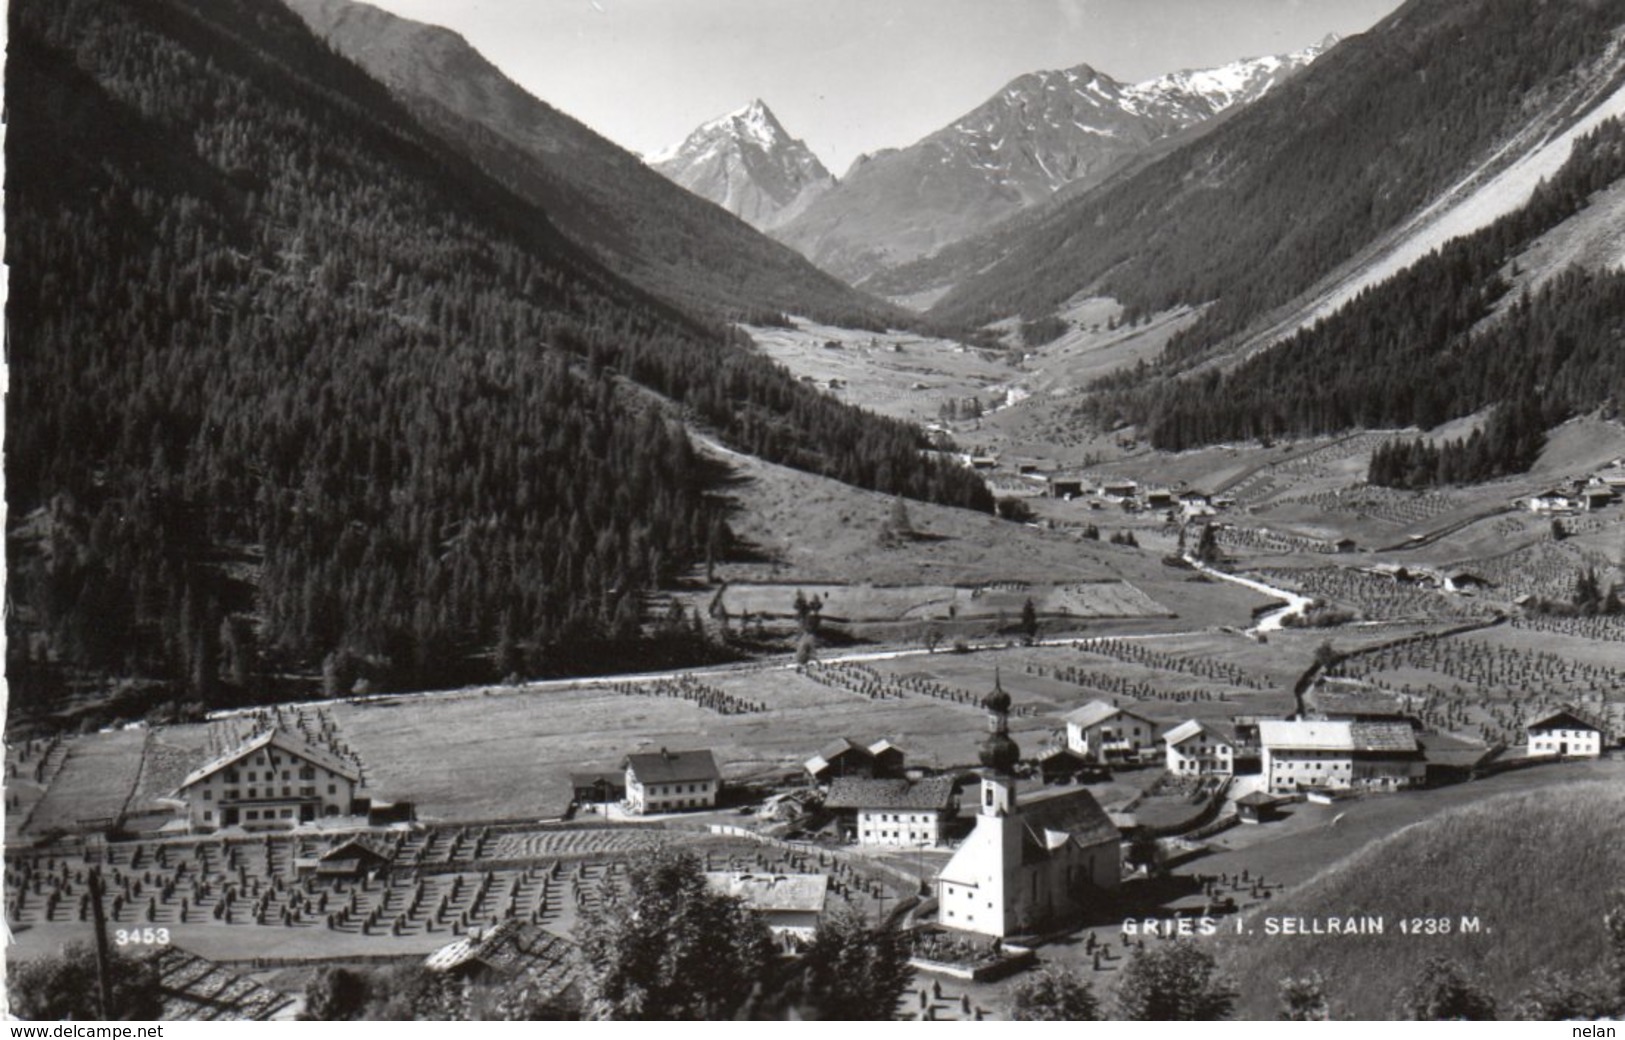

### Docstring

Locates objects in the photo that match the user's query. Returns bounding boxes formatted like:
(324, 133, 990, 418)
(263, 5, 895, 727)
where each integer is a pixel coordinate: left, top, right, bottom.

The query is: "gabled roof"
(1064, 700, 1154, 730)
(823, 776, 958, 811)
(1034, 744, 1088, 763)
(705, 872, 828, 914)
(426, 922, 578, 1002)
(867, 738, 905, 758)
(817, 737, 868, 761)
(1018, 788, 1120, 859)
(1528, 706, 1608, 734)
(1162, 720, 1237, 747)
(624, 748, 720, 785)
(172, 728, 360, 794)
(1258, 719, 1416, 753)
(319, 834, 396, 864)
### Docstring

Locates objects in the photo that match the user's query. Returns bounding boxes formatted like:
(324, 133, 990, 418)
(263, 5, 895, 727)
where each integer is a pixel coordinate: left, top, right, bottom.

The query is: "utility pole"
(88, 867, 116, 1020)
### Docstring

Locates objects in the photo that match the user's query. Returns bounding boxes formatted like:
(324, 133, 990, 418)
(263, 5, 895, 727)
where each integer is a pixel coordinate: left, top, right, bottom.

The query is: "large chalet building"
(168, 728, 360, 832)
(1258, 720, 1424, 795)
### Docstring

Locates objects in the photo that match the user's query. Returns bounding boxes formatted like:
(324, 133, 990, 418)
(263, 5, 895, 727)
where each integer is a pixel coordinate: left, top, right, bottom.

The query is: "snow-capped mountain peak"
(648, 99, 834, 230)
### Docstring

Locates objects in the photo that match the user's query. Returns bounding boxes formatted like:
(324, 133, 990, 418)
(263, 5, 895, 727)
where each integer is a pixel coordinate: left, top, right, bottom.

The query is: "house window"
(329, 785, 337, 795)
(248, 788, 257, 797)
(204, 811, 213, 821)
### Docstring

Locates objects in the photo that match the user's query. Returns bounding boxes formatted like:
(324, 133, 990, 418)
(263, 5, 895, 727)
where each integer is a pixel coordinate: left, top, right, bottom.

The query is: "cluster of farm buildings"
(1526, 463, 1625, 513)
(158, 676, 1618, 946)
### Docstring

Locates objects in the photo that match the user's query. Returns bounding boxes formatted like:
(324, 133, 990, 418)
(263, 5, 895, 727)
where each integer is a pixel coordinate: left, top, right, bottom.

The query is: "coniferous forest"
(1081, 118, 1625, 471)
(4, 0, 992, 718)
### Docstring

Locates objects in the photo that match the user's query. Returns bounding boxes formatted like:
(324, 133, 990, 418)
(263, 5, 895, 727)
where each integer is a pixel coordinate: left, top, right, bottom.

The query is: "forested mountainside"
(4, 0, 990, 717)
(282, 0, 898, 331)
(928, 0, 1625, 356)
(1085, 118, 1625, 476)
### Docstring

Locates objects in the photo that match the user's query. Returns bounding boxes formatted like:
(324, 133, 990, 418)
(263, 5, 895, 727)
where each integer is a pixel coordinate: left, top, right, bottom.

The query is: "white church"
(936, 675, 1122, 938)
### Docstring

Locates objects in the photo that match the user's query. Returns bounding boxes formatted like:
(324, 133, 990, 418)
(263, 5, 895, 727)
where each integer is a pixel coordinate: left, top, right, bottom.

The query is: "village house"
(705, 872, 828, 942)
(803, 737, 906, 784)
(822, 776, 959, 847)
(1033, 743, 1092, 783)
(167, 728, 360, 833)
(622, 748, 720, 814)
(1258, 720, 1424, 795)
(1162, 720, 1237, 777)
(1064, 700, 1160, 765)
(1097, 479, 1138, 503)
(937, 681, 1121, 939)
(1526, 707, 1610, 758)
(1580, 486, 1616, 511)
(1529, 489, 1580, 513)
(1047, 475, 1087, 499)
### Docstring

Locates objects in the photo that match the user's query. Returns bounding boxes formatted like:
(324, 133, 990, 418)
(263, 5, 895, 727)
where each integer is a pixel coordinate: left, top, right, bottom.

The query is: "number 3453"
(114, 928, 171, 946)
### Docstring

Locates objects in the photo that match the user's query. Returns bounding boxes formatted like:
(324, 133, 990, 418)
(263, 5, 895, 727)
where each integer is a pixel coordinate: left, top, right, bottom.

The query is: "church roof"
(1017, 787, 1120, 856)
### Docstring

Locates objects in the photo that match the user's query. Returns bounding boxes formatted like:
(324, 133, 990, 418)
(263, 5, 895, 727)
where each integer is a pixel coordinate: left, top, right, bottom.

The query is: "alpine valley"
(7, 0, 1625, 1024)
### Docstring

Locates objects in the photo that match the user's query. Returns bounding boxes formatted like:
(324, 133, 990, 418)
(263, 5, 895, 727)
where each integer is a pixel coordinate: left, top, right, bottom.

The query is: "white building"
(168, 728, 360, 832)
(1529, 490, 1580, 513)
(1258, 720, 1423, 795)
(822, 776, 959, 847)
(936, 679, 1121, 939)
(1065, 701, 1159, 765)
(1162, 720, 1236, 777)
(622, 749, 720, 814)
(1526, 707, 1608, 758)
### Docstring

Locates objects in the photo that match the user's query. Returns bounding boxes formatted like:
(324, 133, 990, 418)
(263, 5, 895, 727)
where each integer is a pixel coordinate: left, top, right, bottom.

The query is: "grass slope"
(1215, 781, 1625, 1019)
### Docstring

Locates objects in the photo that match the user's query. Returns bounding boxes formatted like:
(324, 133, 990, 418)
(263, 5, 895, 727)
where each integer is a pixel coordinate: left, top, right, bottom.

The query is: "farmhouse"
(1098, 479, 1138, 502)
(1033, 744, 1093, 783)
(937, 684, 1121, 938)
(705, 872, 828, 940)
(1581, 486, 1615, 511)
(1047, 475, 1086, 499)
(1258, 720, 1424, 795)
(803, 737, 907, 784)
(1064, 700, 1160, 765)
(167, 728, 360, 833)
(1529, 489, 1580, 513)
(1526, 707, 1609, 758)
(822, 776, 959, 847)
(1162, 720, 1237, 777)
(1143, 488, 1176, 510)
(623, 748, 720, 814)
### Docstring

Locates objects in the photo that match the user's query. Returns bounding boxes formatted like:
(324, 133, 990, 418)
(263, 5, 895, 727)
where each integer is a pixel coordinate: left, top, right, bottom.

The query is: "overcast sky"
(364, 0, 1404, 173)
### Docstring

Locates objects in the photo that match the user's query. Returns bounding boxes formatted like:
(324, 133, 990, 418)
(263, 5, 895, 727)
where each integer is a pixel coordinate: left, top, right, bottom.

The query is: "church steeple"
(978, 668, 1021, 816)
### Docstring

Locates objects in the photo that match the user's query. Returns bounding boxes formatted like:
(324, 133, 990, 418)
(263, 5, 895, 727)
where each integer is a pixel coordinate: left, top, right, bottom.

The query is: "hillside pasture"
(24, 729, 149, 834)
(1211, 780, 1625, 1019)
(710, 580, 1171, 626)
(740, 319, 1018, 424)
